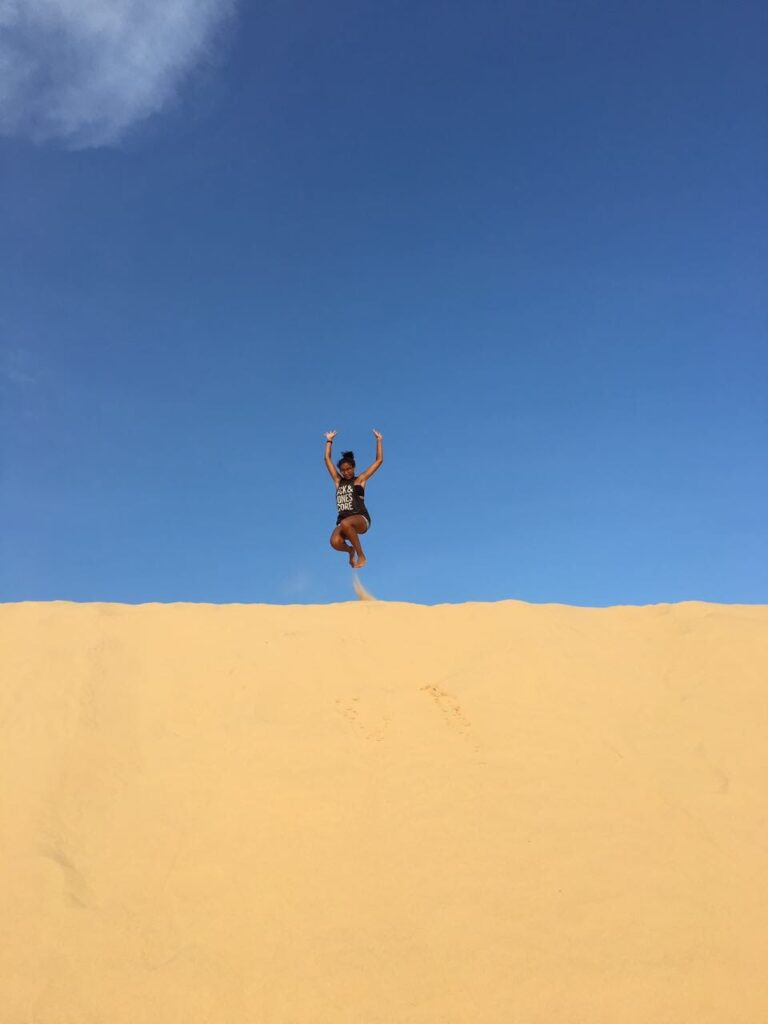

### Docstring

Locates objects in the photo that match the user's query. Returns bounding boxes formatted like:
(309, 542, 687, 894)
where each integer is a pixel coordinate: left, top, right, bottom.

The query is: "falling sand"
(352, 574, 377, 601)
(1, 599, 767, 1023)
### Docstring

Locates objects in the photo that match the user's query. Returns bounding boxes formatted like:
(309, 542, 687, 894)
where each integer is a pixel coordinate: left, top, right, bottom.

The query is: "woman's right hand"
(324, 430, 337, 442)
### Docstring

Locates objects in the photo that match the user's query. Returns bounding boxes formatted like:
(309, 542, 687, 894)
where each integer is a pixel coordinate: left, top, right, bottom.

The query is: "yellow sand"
(1, 599, 767, 1023)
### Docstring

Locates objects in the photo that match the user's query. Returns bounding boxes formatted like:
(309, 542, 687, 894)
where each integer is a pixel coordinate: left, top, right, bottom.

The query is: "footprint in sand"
(421, 685, 474, 740)
(334, 697, 388, 742)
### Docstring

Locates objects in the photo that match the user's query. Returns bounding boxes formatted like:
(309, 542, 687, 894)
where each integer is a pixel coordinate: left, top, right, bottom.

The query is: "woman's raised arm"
(357, 429, 384, 483)
(324, 431, 340, 484)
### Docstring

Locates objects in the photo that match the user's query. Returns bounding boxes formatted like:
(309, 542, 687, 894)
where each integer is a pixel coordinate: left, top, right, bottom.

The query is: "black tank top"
(336, 480, 371, 525)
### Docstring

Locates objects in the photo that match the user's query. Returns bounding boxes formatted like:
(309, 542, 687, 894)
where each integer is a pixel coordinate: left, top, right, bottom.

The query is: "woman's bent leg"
(339, 516, 368, 568)
(331, 527, 356, 565)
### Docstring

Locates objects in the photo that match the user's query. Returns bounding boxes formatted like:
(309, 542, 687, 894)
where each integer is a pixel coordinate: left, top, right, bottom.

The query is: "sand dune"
(1, 599, 767, 1023)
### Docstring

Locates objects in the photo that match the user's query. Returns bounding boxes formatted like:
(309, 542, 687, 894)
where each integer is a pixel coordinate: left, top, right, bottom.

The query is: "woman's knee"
(330, 532, 346, 551)
(341, 516, 365, 536)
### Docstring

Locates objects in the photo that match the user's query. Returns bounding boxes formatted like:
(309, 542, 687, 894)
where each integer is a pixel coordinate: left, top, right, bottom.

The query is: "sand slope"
(1, 600, 767, 1023)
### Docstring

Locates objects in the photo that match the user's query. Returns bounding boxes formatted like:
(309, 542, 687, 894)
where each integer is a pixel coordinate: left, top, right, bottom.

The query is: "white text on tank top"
(337, 483, 355, 514)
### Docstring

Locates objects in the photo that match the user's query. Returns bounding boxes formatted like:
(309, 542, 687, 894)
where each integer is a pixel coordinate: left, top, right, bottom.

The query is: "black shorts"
(336, 512, 371, 528)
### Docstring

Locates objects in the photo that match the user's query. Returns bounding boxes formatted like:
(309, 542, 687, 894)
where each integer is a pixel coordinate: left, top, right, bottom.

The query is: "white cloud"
(282, 570, 313, 598)
(0, 346, 36, 385)
(0, 0, 234, 147)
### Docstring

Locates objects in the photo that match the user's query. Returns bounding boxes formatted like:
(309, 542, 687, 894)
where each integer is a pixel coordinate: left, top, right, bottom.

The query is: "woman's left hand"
(372, 429, 383, 440)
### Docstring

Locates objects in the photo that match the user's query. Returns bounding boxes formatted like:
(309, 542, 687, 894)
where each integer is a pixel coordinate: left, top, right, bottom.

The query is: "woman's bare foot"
(353, 556, 367, 569)
(348, 549, 356, 567)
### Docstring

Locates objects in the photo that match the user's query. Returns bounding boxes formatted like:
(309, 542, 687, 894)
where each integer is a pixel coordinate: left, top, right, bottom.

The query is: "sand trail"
(352, 574, 377, 600)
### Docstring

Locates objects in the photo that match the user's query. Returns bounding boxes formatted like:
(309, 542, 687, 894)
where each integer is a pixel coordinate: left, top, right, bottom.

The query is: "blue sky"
(1, 0, 766, 606)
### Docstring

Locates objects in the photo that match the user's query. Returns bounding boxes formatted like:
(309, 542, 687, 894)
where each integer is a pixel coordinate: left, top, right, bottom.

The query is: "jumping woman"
(324, 429, 383, 569)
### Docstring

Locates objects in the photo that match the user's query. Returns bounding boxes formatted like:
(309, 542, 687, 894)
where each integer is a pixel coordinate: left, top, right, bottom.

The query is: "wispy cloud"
(282, 570, 313, 598)
(0, 0, 235, 148)
(0, 346, 36, 386)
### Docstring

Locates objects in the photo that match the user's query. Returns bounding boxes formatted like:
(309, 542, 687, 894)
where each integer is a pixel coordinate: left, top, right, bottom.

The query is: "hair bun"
(341, 450, 355, 461)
